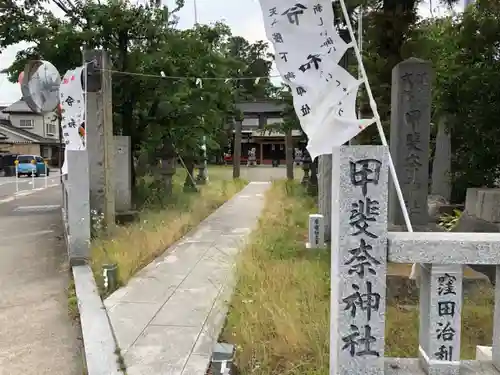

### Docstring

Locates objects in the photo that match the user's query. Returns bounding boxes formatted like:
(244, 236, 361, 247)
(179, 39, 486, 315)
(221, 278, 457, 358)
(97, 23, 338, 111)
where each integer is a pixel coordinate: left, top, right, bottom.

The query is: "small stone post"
(418, 265, 463, 375)
(307, 214, 324, 249)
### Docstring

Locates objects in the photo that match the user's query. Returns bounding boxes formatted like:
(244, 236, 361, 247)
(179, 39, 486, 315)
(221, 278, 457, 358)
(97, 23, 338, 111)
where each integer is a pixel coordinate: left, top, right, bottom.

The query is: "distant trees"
(0, 0, 273, 188)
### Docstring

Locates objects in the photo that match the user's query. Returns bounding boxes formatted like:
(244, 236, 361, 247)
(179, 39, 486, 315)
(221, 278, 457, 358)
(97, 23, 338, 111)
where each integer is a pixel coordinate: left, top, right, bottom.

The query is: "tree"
(441, 1, 500, 201)
(403, 0, 500, 202)
(0, 0, 265, 196)
(223, 36, 274, 100)
(278, 86, 299, 180)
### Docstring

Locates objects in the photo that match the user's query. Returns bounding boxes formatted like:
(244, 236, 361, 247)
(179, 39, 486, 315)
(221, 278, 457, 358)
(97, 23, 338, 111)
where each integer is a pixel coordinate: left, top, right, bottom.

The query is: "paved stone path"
(105, 182, 270, 375)
(210, 164, 302, 182)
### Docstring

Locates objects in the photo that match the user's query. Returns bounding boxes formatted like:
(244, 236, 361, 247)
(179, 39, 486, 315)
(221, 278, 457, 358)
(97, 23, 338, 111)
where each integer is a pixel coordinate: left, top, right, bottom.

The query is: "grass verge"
(91, 166, 247, 295)
(222, 180, 493, 375)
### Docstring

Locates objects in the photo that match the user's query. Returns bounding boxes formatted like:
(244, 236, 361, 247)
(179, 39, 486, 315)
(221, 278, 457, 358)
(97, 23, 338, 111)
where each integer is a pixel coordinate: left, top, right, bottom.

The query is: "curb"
(72, 265, 123, 375)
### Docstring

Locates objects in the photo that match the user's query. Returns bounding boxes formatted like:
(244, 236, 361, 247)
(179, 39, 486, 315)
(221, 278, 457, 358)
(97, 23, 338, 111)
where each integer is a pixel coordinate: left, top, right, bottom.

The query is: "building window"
(46, 122, 56, 135)
(41, 146, 51, 159)
(19, 119, 34, 128)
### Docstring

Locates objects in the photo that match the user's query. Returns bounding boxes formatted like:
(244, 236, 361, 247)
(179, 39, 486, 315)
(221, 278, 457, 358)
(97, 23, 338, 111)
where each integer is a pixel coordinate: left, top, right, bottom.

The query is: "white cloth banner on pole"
(59, 66, 86, 175)
(259, 0, 415, 277)
(333, 0, 416, 278)
(258, 0, 374, 157)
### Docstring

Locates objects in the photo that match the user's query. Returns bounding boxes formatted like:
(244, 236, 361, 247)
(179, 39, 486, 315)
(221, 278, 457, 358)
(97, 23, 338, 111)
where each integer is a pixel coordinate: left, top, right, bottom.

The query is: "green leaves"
(0, 0, 273, 164)
(405, 0, 500, 200)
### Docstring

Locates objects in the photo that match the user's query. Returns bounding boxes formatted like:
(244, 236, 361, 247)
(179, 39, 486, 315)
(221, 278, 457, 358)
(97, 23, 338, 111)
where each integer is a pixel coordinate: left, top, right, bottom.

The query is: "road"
(0, 172, 61, 202)
(0, 184, 83, 375)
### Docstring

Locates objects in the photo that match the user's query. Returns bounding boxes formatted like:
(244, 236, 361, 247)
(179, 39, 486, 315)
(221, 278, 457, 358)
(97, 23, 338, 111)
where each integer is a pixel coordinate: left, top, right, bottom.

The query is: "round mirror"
(20, 60, 61, 114)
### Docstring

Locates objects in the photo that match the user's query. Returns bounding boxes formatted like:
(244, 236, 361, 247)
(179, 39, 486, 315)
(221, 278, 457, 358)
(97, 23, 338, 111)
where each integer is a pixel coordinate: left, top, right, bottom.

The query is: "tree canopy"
(3, 0, 500, 202)
(0, 0, 274, 176)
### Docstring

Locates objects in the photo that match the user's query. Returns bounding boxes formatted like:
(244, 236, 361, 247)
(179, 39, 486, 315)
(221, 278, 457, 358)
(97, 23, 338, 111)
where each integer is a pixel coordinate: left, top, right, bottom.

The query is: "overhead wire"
(97, 68, 282, 82)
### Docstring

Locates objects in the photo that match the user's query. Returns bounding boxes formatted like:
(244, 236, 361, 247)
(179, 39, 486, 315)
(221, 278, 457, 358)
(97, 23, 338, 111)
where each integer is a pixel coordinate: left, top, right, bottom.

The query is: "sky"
(0, 0, 464, 106)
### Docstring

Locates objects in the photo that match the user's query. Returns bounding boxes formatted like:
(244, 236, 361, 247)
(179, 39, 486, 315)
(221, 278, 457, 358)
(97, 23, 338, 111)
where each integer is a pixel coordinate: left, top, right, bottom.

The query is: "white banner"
(59, 67, 86, 174)
(259, 0, 375, 158)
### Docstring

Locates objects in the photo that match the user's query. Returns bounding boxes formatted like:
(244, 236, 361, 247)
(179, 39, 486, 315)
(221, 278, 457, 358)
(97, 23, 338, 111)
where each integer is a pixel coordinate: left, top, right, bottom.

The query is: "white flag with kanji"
(258, 0, 375, 158)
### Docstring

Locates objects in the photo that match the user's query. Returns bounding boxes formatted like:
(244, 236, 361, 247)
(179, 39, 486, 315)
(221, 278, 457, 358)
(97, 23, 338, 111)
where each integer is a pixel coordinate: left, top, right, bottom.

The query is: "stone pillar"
(83, 49, 115, 225)
(318, 155, 332, 242)
(319, 37, 349, 241)
(113, 136, 132, 212)
(389, 58, 432, 227)
(431, 117, 452, 201)
(66, 150, 91, 265)
(85, 89, 104, 213)
(493, 266, 500, 370)
(419, 265, 462, 375)
(330, 146, 388, 375)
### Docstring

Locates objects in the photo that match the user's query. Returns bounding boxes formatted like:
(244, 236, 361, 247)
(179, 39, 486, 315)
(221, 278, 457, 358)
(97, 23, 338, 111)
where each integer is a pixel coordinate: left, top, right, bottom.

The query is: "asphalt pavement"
(0, 185, 83, 375)
(0, 172, 61, 201)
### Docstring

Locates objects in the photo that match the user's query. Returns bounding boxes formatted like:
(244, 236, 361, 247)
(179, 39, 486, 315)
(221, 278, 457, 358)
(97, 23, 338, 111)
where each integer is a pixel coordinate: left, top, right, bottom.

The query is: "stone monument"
(295, 148, 303, 166)
(331, 146, 388, 374)
(247, 148, 257, 167)
(389, 58, 432, 228)
(329, 144, 500, 375)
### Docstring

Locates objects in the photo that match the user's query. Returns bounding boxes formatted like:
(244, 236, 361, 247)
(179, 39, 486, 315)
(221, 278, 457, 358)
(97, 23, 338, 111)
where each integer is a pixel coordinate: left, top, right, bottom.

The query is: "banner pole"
(338, 1, 415, 237)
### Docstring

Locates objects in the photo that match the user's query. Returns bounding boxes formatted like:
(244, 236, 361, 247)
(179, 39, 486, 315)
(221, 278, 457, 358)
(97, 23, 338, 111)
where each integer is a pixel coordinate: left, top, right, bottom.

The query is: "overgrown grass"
(223, 180, 494, 375)
(91, 166, 247, 295)
(67, 279, 79, 321)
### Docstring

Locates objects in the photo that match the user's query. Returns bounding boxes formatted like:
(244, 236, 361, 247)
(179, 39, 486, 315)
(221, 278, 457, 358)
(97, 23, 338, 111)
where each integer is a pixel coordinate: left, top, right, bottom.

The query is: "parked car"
(0, 153, 19, 176)
(15, 155, 50, 177)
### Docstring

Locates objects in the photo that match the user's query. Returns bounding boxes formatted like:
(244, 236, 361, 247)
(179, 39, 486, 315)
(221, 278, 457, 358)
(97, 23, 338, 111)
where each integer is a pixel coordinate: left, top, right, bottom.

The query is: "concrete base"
(476, 346, 493, 361)
(386, 358, 499, 374)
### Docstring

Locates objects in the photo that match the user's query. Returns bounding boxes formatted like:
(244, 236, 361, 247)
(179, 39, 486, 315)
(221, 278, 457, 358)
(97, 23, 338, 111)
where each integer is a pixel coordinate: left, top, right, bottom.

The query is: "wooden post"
(233, 120, 242, 179)
(285, 128, 294, 180)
